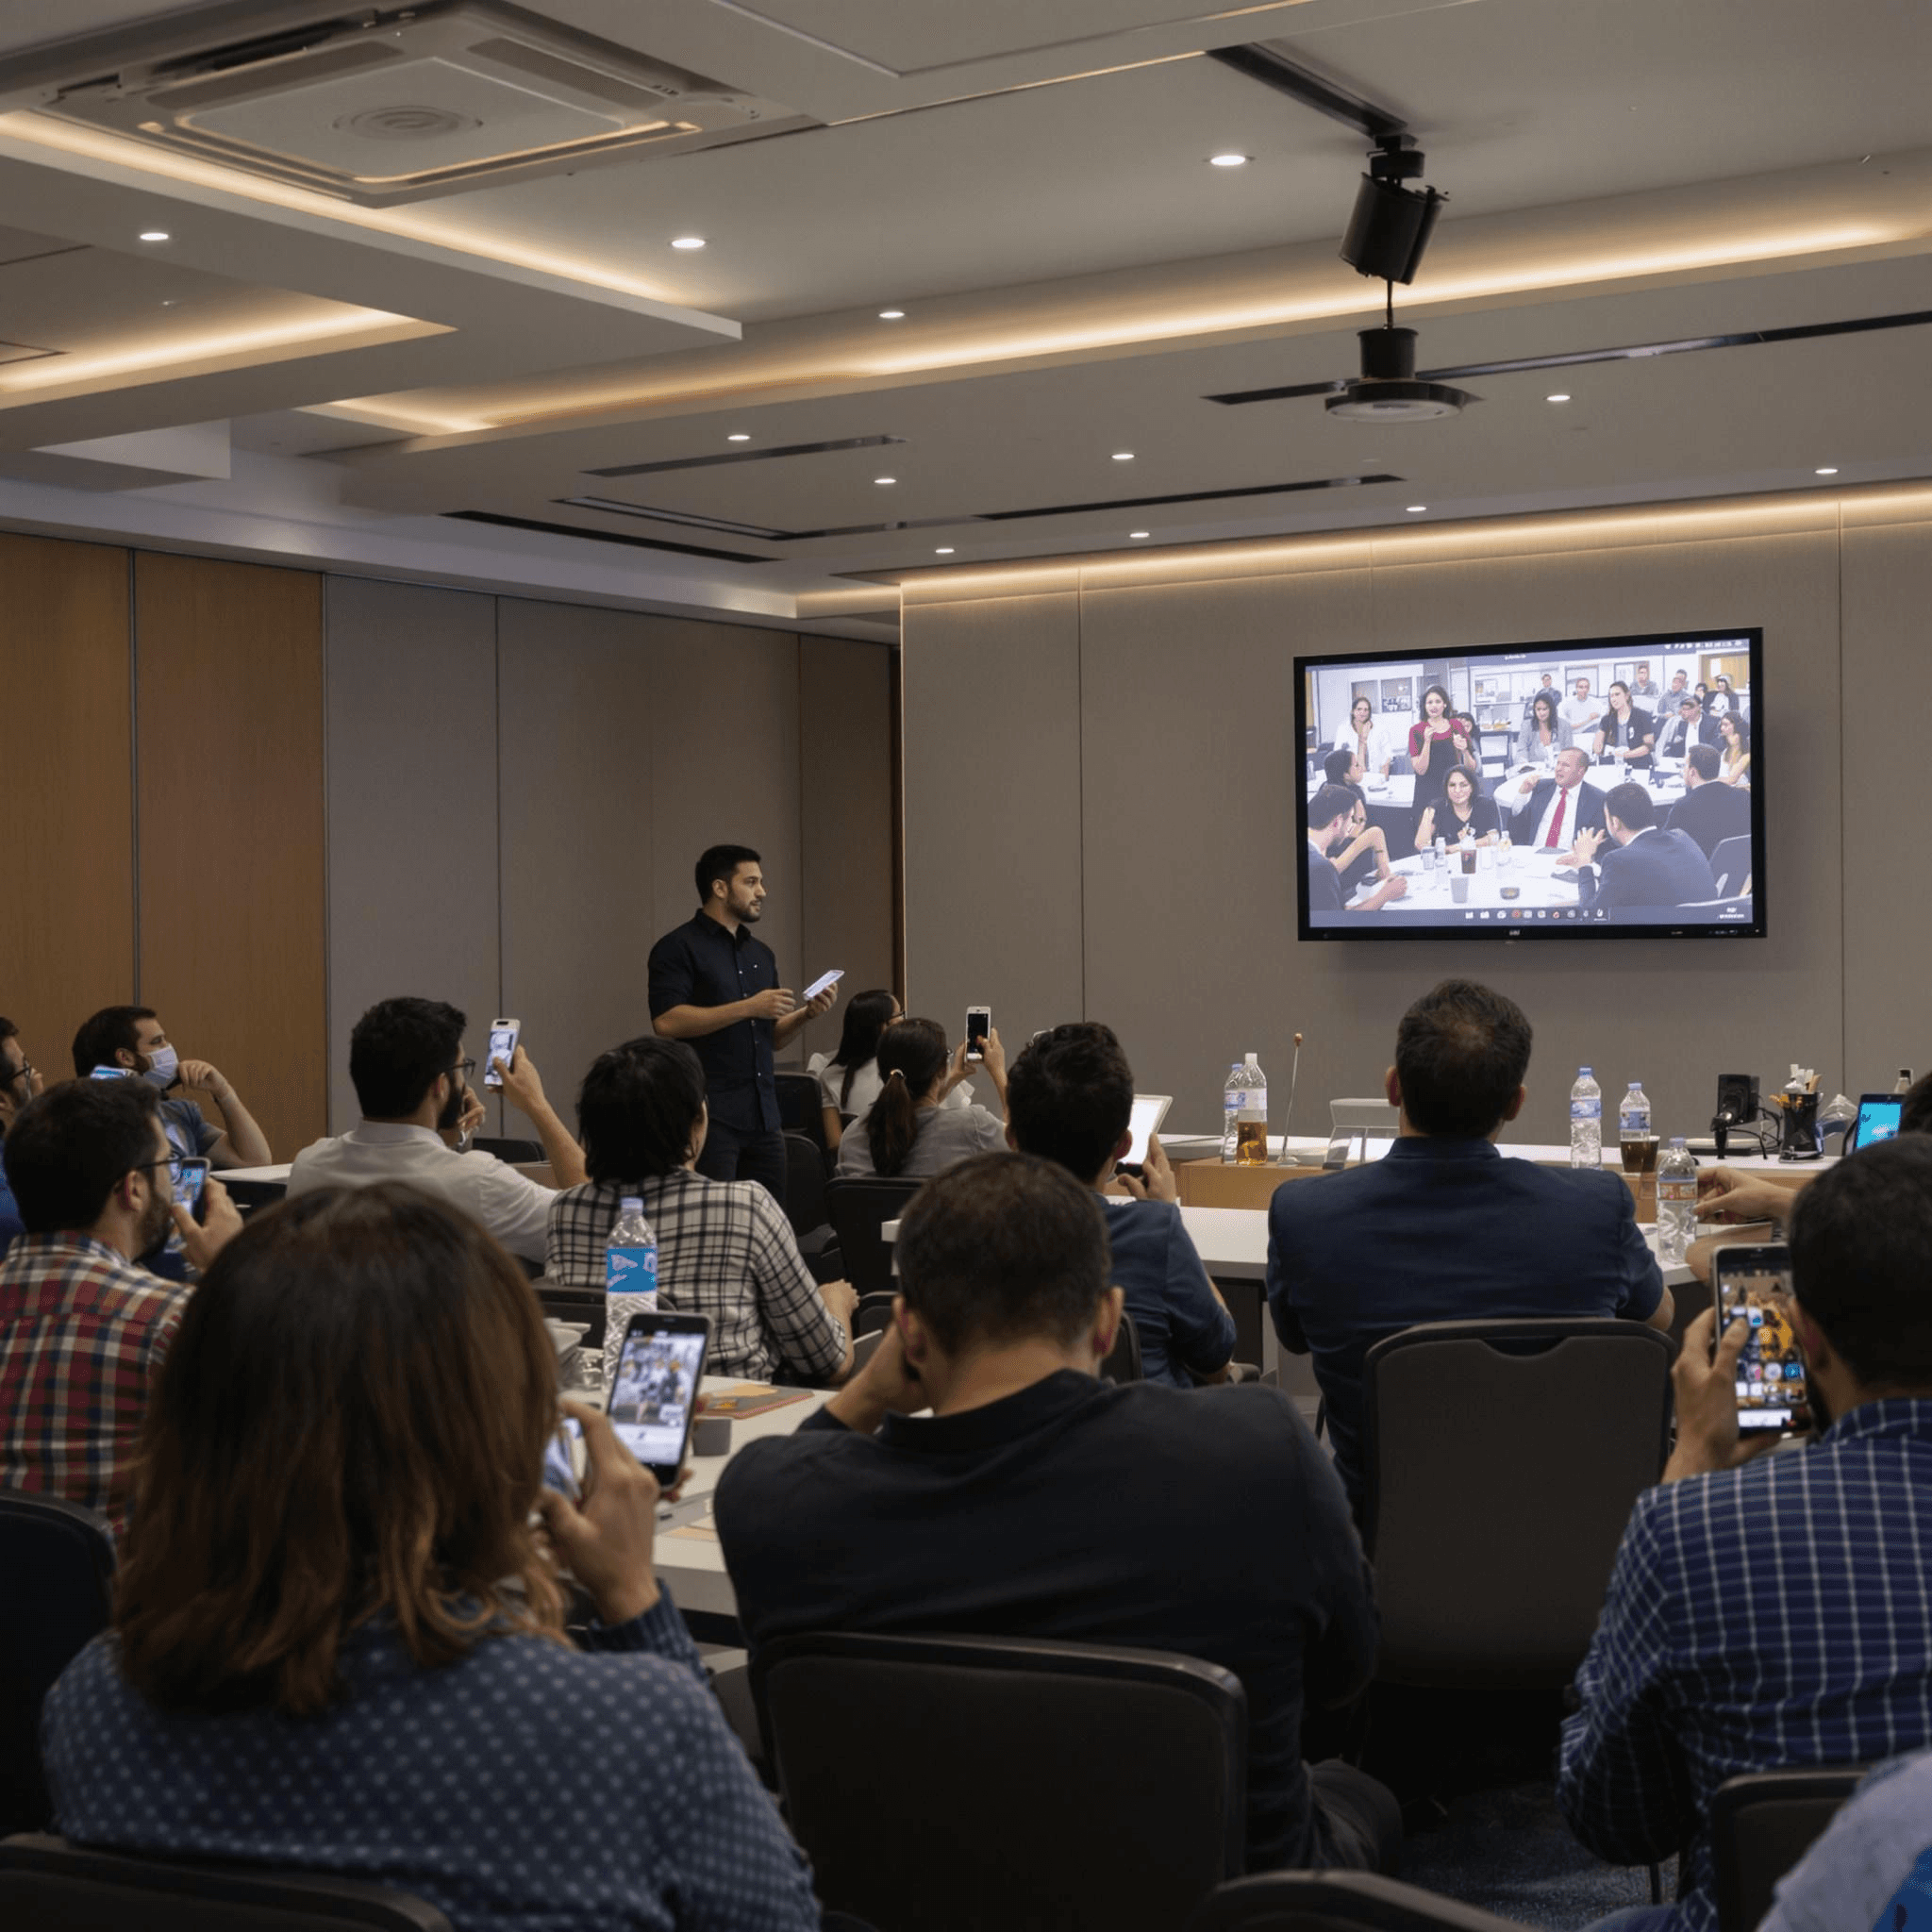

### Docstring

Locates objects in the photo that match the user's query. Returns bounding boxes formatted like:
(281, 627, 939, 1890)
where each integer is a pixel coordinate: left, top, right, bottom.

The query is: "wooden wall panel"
(0, 534, 134, 1080)
(135, 554, 326, 1160)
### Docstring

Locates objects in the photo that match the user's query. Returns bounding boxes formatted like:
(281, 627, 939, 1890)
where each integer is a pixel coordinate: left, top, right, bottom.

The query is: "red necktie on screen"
(1544, 786, 1568, 848)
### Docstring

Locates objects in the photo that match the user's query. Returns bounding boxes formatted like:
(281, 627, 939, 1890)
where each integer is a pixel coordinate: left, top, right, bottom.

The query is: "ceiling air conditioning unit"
(19, 0, 813, 205)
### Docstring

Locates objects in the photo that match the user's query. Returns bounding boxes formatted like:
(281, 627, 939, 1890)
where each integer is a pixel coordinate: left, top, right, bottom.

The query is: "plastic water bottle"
(1657, 1138, 1698, 1263)
(1570, 1067, 1602, 1169)
(603, 1195, 658, 1394)
(1235, 1051, 1269, 1166)
(1220, 1063, 1244, 1163)
(1619, 1081, 1653, 1165)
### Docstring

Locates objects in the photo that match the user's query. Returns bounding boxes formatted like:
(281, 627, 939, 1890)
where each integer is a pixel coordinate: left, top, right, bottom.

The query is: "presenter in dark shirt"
(647, 844, 836, 1203)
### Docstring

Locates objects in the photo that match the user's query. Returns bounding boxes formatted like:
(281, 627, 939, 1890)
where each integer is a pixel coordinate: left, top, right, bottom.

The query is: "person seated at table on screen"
(39, 1183, 824, 1932)
(1591, 681, 1656, 770)
(1706, 671, 1743, 720)
(1413, 768, 1500, 850)
(1406, 686, 1481, 811)
(548, 1036, 854, 1385)
(715, 1151, 1403, 1880)
(1520, 672, 1560, 720)
(833, 1016, 1008, 1181)
(1716, 711, 1752, 785)
(1498, 746, 1608, 849)
(1335, 692, 1396, 776)
(1662, 743, 1752, 859)
(1654, 692, 1720, 762)
(1563, 782, 1720, 910)
(1512, 689, 1574, 769)
(1558, 676, 1604, 734)
(1320, 751, 1393, 892)
(1307, 785, 1408, 915)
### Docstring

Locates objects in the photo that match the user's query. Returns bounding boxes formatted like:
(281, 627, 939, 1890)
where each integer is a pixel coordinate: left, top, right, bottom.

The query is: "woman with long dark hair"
(1717, 712, 1752, 786)
(834, 1017, 1008, 1180)
(41, 1184, 823, 1931)
(1407, 684, 1481, 812)
(1513, 689, 1573, 769)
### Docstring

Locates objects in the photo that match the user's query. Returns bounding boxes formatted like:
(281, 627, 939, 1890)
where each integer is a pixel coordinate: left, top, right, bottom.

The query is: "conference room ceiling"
(0, 0, 1925, 612)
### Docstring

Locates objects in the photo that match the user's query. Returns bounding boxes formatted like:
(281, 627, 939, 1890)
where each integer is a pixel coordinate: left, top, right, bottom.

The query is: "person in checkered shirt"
(0, 1077, 240, 1535)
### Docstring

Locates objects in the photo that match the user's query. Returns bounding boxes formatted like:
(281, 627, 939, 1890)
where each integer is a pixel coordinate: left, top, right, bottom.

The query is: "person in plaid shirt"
(1559, 1135, 1932, 1932)
(547, 1036, 854, 1385)
(0, 1077, 240, 1535)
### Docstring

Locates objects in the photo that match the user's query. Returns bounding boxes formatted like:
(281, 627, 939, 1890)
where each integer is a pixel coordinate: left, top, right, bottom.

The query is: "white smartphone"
(485, 1018, 521, 1089)
(1124, 1094, 1173, 1167)
(965, 1006, 991, 1062)
(803, 969, 844, 1002)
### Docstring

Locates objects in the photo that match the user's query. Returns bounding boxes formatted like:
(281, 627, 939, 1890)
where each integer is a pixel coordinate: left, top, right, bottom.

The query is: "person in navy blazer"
(1266, 979, 1671, 1512)
(1571, 782, 1722, 909)
(1499, 747, 1608, 849)
(1654, 694, 1722, 762)
(1664, 744, 1753, 860)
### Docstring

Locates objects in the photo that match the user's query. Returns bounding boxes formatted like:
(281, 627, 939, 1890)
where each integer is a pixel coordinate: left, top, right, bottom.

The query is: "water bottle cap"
(1628, 1080, 1642, 1089)
(1670, 1136, 1687, 1147)
(1244, 1052, 1259, 1065)
(620, 1195, 643, 1212)
(1578, 1066, 1592, 1075)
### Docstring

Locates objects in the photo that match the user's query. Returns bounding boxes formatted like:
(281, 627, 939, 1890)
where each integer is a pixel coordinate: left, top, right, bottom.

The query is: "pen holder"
(691, 1416, 733, 1457)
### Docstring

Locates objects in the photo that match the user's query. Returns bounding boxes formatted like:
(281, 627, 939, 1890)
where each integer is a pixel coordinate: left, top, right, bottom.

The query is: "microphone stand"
(1277, 1033, 1303, 1165)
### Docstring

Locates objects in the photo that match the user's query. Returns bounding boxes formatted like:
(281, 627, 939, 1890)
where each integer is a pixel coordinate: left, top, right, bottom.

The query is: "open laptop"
(1845, 1093, 1904, 1154)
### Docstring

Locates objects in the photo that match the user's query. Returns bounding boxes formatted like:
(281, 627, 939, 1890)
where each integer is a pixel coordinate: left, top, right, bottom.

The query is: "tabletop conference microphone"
(1278, 1032, 1306, 1165)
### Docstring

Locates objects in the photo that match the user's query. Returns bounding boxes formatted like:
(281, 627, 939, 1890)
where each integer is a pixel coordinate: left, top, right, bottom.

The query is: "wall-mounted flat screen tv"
(1294, 628, 1764, 941)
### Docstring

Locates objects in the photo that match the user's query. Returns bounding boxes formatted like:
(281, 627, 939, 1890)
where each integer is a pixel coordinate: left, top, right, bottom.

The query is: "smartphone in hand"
(485, 1018, 521, 1089)
(965, 1006, 991, 1062)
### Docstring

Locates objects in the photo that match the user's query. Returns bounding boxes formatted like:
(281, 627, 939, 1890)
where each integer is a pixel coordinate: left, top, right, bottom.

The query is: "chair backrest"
(1190, 1870, 1530, 1930)
(753, 1631, 1246, 1932)
(0, 1492, 117, 1833)
(824, 1177, 923, 1295)
(0, 1834, 454, 1930)
(472, 1136, 541, 1163)
(1708, 1767, 1866, 1932)
(1708, 834, 1752, 896)
(853, 1291, 898, 1338)
(782, 1131, 831, 1240)
(1101, 1307, 1143, 1384)
(775, 1073, 827, 1153)
(1362, 1319, 1674, 1687)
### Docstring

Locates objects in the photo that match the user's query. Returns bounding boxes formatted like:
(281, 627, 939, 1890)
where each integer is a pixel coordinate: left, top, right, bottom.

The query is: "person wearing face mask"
(0, 1077, 241, 1536)
(285, 997, 586, 1265)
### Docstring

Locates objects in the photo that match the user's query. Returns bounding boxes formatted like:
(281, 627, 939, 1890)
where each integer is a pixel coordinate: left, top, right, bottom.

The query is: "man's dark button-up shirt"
(647, 911, 780, 1133)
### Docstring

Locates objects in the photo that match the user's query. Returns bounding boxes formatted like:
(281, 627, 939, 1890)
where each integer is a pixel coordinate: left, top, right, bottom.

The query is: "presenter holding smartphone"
(647, 842, 839, 1206)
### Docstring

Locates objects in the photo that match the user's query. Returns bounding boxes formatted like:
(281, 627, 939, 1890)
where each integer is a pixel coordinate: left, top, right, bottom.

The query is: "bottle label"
(1620, 1108, 1649, 1135)
(1224, 1091, 1241, 1118)
(1657, 1178, 1697, 1202)
(607, 1245, 658, 1295)
(1239, 1088, 1268, 1117)
(1571, 1098, 1602, 1122)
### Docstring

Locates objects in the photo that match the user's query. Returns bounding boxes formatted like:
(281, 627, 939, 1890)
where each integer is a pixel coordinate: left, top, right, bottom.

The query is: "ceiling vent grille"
(18, 0, 813, 205)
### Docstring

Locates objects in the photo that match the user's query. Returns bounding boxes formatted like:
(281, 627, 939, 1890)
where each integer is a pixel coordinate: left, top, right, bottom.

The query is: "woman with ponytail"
(834, 1016, 1008, 1179)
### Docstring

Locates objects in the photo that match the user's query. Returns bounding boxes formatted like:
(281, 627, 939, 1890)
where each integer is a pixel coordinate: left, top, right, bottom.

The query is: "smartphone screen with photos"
(171, 1158, 208, 1213)
(607, 1319, 708, 1477)
(1715, 1253, 1807, 1432)
(484, 1022, 520, 1087)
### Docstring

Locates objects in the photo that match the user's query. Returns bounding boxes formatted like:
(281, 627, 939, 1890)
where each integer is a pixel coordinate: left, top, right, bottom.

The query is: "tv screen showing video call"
(1294, 628, 1765, 941)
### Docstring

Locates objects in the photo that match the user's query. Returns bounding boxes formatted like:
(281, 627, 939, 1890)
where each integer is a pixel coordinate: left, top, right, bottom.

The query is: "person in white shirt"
(1627, 660, 1663, 713)
(287, 997, 586, 1263)
(1333, 694, 1395, 777)
(806, 988, 974, 1155)
(1497, 746, 1609, 849)
(1557, 677, 1603, 734)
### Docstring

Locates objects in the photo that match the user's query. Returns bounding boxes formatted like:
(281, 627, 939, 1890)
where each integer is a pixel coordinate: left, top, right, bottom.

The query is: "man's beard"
(139, 1187, 175, 1257)
(437, 1079, 467, 1131)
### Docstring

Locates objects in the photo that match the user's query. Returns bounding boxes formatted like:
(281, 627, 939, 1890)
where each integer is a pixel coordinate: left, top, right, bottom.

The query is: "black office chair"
(853, 1291, 898, 1337)
(824, 1177, 922, 1295)
(534, 1285, 608, 1350)
(775, 1073, 829, 1166)
(0, 1834, 453, 1929)
(473, 1136, 542, 1164)
(1190, 1871, 1530, 1930)
(1361, 1319, 1674, 1687)
(0, 1492, 116, 1834)
(753, 1631, 1246, 1932)
(782, 1131, 843, 1283)
(1101, 1307, 1144, 1384)
(1708, 1766, 1866, 1932)
(1708, 835, 1752, 898)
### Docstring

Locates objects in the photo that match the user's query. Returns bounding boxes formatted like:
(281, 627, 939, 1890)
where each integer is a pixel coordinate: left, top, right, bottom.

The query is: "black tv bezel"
(1293, 627, 1766, 943)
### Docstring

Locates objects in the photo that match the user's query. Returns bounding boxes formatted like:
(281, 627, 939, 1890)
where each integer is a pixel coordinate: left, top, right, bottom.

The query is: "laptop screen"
(1849, 1095, 1903, 1153)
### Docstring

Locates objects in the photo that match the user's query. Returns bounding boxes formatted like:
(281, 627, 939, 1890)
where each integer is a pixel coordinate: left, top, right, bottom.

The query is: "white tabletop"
(1311, 763, 1687, 813)
(219, 1163, 292, 1184)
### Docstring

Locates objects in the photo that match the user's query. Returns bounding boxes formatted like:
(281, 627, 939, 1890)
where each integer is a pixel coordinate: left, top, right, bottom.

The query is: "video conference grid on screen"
(1295, 629, 1763, 941)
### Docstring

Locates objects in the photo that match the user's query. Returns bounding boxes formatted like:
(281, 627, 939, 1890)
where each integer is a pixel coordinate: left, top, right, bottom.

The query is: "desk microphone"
(1278, 1033, 1304, 1165)
(1711, 1108, 1736, 1160)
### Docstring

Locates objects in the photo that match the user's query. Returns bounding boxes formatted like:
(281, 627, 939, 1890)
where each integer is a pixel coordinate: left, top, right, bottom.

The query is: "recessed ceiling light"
(1208, 153, 1250, 168)
(1406, 505, 1428, 513)
(1815, 466, 1839, 475)
(1545, 392, 1572, 403)
(1111, 451, 1136, 461)
(878, 308, 906, 320)
(935, 546, 955, 555)
(1129, 530, 1150, 540)
(726, 433, 751, 441)
(874, 476, 896, 485)
(139, 229, 171, 242)
(670, 236, 707, 250)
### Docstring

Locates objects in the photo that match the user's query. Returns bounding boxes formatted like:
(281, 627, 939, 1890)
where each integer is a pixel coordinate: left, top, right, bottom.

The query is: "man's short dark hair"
(1394, 978, 1532, 1140)
(1790, 1137, 1932, 1388)
(1323, 747, 1357, 784)
(348, 997, 466, 1119)
(895, 1152, 1108, 1355)
(695, 843, 759, 905)
(1008, 1023, 1133, 1184)
(1679, 695, 1702, 713)
(1686, 744, 1721, 781)
(577, 1036, 708, 1182)
(72, 1005, 156, 1078)
(1308, 784, 1357, 834)
(1605, 782, 1657, 831)
(7, 1078, 161, 1232)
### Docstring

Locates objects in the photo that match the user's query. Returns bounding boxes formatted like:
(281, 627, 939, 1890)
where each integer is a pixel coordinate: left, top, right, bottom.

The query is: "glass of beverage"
(1621, 1134, 1660, 1218)
(1459, 847, 1478, 875)
(1421, 845, 1437, 872)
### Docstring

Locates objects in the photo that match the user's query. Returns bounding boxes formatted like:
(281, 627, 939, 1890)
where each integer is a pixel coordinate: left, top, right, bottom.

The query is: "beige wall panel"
(324, 577, 500, 1133)
(800, 636, 896, 1013)
(1840, 517, 1932, 1091)
(1077, 569, 1374, 1123)
(903, 592, 1083, 1042)
(0, 535, 134, 1082)
(135, 554, 326, 1160)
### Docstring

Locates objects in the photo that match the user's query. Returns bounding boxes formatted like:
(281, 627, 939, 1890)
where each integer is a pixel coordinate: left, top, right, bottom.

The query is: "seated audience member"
(1498, 746, 1608, 848)
(41, 1185, 820, 1931)
(1716, 711, 1752, 785)
(1267, 979, 1670, 1510)
(0, 1013, 41, 1259)
(1521, 673, 1561, 720)
(1591, 681, 1655, 770)
(1654, 693, 1720, 761)
(1568, 783, 1721, 910)
(1320, 751, 1393, 892)
(1307, 784, 1408, 914)
(1005, 1023, 1236, 1388)
(72, 1005, 273, 1170)
(1756, 1750, 1932, 1932)
(1513, 690, 1574, 768)
(715, 1152, 1401, 1877)
(1413, 766, 1501, 850)
(1557, 1137, 1932, 1932)
(1558, 676, 1604, 734)
(0, 1078, 239, 1534)
(287, 997, 583, 1264)
(832, 1016, 1008, 1179)
(1336, 692, 1396, 776)
(1663, 744, 1752, 860)
(808, 988, 976, 1154)
(548, 1037, 853, 1383)
(1627, 661, 1663, 712)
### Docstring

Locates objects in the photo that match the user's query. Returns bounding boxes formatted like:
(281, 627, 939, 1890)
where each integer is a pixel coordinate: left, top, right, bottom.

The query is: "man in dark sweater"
(715, 1152, 1400, 1877)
